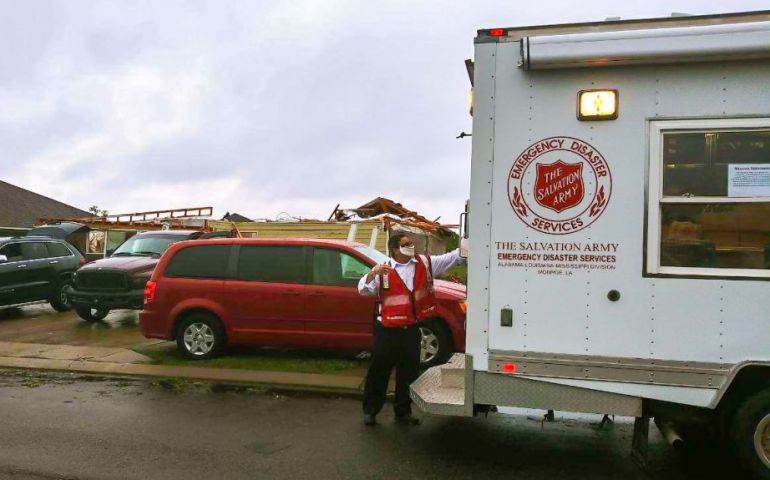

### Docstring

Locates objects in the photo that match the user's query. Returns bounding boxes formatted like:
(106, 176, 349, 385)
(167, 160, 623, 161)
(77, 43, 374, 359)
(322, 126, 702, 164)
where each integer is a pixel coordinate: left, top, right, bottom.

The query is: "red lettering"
(532, 217, 584, 233)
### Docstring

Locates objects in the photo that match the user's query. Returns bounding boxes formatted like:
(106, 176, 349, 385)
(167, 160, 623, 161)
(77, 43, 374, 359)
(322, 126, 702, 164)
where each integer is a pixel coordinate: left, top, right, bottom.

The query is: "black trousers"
(362, 322, 421, 417)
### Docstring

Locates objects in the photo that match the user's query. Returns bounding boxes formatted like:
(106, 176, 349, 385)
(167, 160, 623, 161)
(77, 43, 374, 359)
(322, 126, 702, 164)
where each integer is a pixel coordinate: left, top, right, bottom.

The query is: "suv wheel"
(419, 320, 452, 368)
(176, 314, 225, 360)
(50, 279, 73, 312)
(76, 306, 110, 322)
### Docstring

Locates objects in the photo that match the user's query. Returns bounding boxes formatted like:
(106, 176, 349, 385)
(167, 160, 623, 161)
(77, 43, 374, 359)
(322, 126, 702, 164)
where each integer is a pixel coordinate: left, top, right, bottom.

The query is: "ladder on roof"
(91, 207, 213, 223)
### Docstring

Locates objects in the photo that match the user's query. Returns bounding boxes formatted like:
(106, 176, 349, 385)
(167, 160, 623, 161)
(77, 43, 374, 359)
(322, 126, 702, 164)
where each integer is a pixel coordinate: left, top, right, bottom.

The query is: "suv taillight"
(144, 281, 157, 304)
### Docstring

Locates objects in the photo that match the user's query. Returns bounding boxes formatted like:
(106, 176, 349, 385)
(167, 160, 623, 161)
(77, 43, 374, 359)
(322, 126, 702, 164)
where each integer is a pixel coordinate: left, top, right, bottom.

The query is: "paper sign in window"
(728, 164, 770, 197)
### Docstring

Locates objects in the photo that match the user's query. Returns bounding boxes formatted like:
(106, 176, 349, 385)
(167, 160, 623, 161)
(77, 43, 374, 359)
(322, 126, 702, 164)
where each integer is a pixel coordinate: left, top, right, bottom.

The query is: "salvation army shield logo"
(534, 160, 584, 213)
(508, 137, 612, 235)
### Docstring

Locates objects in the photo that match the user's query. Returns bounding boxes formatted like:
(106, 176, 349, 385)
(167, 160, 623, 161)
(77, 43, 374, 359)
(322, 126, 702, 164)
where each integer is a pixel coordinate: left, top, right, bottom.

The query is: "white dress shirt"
(358, 249, 461, 297)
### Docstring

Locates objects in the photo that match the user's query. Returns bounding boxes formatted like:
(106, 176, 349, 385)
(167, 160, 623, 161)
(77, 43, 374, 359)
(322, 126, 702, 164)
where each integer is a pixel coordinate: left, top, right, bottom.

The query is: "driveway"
(0, 303, 158, 349)
(0, 304, 369, 380)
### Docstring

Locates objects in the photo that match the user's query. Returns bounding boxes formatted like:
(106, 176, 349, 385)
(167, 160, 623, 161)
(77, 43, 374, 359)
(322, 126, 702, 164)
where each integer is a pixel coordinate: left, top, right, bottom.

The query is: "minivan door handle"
(17, 264, 27, 269)
(49, 260, 59, 265)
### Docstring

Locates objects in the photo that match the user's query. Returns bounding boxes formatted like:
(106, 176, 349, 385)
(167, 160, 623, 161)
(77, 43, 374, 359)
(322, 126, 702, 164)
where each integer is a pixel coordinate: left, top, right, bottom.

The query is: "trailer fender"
(713, 363, 770, 409)
(712, 363, 770, 440)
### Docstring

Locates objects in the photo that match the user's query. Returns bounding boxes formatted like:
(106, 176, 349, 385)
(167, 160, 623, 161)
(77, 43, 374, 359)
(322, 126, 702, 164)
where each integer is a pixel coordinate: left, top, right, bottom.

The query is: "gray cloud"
(1, 0, 768, 222)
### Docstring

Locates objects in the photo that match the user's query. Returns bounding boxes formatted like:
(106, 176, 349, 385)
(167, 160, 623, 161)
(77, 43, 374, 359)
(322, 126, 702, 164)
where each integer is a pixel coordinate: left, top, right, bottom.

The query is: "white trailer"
(411, 10, 770, 477)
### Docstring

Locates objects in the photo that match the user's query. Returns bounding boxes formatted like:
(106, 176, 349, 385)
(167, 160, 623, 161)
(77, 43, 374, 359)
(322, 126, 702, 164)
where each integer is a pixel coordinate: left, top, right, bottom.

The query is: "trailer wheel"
(729, 388, 770, 479)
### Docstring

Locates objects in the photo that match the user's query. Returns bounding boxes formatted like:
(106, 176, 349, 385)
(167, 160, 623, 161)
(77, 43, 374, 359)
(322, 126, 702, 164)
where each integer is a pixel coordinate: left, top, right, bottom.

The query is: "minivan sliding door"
(223, 245, 307, 346)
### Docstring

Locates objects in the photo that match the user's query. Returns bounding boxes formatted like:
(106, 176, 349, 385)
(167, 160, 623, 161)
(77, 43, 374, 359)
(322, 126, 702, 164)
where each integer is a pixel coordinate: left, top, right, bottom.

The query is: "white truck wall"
(469, 39, 770, 370)
(466, 42, 498, 369)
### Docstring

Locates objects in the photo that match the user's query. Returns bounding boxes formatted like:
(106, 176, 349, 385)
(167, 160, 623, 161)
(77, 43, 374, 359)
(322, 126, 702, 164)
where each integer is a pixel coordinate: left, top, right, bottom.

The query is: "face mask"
(399, 245, 415, 257)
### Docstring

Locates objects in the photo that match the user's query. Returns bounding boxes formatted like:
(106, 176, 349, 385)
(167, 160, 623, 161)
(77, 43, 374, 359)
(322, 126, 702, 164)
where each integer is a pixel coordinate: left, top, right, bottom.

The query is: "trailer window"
(663, 131, 770, 197)
(648, 119, 770, 278)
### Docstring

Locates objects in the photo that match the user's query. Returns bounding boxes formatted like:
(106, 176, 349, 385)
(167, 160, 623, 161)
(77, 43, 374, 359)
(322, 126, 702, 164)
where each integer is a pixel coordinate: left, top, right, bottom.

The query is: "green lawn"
(134, 345, 367, 375)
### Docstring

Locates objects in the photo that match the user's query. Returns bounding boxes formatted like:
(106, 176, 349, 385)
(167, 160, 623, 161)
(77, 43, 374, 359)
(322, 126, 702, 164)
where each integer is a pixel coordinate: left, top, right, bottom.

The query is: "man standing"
(358, 233, 461, 426)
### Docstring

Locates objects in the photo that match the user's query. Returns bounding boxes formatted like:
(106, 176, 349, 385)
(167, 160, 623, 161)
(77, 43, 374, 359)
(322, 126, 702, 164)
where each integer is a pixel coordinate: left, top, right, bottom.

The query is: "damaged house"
(209, 197, 457, 255)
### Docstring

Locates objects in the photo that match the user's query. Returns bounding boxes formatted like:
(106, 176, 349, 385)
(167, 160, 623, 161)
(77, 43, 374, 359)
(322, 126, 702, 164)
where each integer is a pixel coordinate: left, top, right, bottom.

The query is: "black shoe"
(394, 415, 420, 426)
(363, 414, 377, 426)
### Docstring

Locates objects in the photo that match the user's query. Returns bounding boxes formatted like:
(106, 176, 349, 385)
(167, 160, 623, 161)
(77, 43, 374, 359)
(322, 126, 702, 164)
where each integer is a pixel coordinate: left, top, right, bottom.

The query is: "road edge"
(0, 355, 366, 398)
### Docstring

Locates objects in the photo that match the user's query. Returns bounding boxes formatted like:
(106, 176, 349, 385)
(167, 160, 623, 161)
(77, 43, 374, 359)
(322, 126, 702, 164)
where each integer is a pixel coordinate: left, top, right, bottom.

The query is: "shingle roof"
(0, 180, 92, 228)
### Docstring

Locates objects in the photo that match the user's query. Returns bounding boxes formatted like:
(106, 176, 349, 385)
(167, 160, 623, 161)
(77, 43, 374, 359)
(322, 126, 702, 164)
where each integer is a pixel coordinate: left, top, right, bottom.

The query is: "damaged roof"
(222, 212, 254, 223)
(329, 196, 454, 235)
(330, 197, 432, 222)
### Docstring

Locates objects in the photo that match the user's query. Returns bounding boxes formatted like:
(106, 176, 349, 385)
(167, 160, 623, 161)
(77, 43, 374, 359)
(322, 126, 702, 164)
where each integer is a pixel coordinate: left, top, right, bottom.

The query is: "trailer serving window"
(647, 118, 770, 278)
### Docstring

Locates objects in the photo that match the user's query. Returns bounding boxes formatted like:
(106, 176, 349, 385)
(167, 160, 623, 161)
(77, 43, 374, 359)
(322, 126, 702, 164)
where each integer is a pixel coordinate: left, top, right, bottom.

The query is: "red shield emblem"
(534, 160, 584, 213)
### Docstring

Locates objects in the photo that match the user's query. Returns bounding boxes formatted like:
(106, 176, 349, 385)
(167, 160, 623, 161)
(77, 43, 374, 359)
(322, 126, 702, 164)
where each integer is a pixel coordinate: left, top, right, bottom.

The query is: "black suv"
(0, 236, 85, 311)
(67, 230, 224, 322)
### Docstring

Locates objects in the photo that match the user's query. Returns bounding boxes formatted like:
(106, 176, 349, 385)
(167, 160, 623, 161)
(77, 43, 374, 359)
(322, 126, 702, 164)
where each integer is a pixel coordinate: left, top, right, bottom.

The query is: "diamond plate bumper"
(410, 354, 471, 417)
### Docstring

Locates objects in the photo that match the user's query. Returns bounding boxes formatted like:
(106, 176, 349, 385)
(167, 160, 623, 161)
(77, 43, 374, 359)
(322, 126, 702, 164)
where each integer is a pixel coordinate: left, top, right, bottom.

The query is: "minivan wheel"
(176, 314, 225, 360)
(76, 306, 110, 322)
(50, 280, 73, 312)
(419, 321, 452, 369)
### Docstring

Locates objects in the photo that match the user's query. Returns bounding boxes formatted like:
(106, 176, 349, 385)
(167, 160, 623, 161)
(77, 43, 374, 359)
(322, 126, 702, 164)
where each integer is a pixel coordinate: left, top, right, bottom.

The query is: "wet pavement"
(0, 370, 737, 480)
(0, 303, 159, 349)
(0, 306, 746, 479)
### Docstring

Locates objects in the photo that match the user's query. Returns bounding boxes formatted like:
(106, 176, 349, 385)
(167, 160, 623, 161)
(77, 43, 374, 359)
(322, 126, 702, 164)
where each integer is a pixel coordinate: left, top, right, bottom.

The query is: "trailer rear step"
(410, 353, 470, 417)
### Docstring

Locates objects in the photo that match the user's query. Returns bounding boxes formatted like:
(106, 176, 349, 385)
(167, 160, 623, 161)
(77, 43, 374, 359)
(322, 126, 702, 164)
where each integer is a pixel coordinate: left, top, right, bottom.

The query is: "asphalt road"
(0, 370, 737, 480)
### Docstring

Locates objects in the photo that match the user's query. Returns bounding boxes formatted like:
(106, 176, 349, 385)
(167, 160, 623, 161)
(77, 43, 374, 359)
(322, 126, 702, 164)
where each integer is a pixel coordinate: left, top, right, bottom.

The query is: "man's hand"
(365, 263, 391, 284)
(372, 263, 391, 275)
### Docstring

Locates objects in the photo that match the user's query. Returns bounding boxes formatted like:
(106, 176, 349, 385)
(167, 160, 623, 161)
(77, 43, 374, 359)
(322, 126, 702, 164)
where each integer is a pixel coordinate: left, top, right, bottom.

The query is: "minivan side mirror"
(0, 255, 7, 263)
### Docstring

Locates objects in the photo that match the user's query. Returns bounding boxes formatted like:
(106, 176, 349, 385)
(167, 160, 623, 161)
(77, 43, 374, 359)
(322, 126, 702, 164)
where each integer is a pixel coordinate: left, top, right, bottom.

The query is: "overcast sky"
(2, 1, 768, 224)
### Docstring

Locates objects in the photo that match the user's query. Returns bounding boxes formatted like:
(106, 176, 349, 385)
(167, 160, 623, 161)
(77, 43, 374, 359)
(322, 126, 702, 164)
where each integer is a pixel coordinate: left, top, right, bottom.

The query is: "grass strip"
(134, 345, 367, 375)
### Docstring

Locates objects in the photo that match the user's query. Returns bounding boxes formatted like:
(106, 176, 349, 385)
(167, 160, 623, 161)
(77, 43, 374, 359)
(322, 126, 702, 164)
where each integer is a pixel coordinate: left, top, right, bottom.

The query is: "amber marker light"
(578, 89, 618, 121)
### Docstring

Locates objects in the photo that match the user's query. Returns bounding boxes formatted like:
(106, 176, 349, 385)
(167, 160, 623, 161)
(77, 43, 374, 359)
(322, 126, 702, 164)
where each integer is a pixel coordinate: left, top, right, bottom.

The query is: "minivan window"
(21, 242, 48, 260)
(165, 245, 230, 279)
(312, 248, 370, 287)
(354, 245, 389, 265)
(46, 242, 72, 258)
(237, 245, 305, 283)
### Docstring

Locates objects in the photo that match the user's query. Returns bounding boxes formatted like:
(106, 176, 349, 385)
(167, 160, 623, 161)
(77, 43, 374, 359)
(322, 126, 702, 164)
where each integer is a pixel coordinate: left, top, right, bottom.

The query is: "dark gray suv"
(0, 236, 85, 311)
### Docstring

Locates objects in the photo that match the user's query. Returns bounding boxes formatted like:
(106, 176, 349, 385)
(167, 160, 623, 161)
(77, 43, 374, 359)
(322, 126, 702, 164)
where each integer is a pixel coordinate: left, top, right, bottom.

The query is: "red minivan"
(139, 238, 466, 367)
